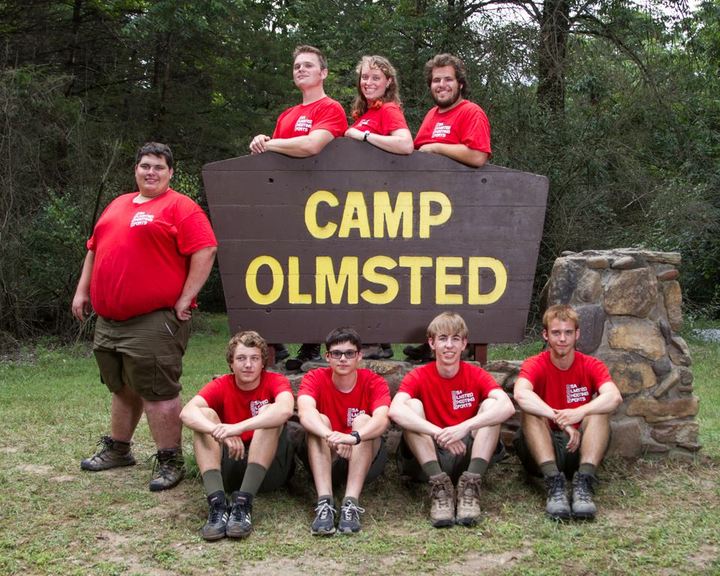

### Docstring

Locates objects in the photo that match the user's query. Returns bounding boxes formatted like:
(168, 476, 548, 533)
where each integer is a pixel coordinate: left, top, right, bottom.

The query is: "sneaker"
(226, 491, 253, 538)
(337, 500, 365, 534)
(403, 343, 433, 363)
(544, 473, 571, 520)
(571, 472, 598, 520)
(285, 343, 322, 371)
(148, 448, 185, 492)
(455, 472, 482, 526)
(201, 491, 228, 541)
(311, 499, 337, 536)
(428, 472, 455, 528)
(80, 436, 136, 471)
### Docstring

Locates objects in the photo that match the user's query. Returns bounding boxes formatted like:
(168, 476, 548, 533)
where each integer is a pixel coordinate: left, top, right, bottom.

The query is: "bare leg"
(109, 385, 143, 442)
(307, 413, 334, 499)
(144, 397, 183, 450)
(193, 408, 223, 474)
(579, 413, 610, 466)
(343, 414, 376, 500)
(402, 399, 438, 465)
(520, 411, 556, 465)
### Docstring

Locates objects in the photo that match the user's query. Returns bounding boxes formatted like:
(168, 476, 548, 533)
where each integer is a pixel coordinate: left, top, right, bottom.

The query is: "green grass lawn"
(0, 313, 718, 575)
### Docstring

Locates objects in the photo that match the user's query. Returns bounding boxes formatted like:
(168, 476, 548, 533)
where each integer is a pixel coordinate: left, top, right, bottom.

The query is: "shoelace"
(315, 500, 336, 519)
(430, 479, 453, 509)
(547, 475, 567, 502)
(574, 475, 595, 501)
(341, 502, 365, 521)
(459, 477, 481, 506)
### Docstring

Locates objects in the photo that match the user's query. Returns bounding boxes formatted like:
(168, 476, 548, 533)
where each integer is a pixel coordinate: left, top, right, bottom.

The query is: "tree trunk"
(537, 0, 570, 115)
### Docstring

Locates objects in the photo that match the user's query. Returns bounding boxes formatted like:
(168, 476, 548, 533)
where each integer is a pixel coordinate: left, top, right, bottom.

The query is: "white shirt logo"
(250, 399, 269, 416)
(130, 212, 154, 227)
(452, 390, 475, 410)
(346, 407, 365, 427)
(566, 383, 590, 404)
(431, 122, 452, 139)
(294, 115, 313, 133)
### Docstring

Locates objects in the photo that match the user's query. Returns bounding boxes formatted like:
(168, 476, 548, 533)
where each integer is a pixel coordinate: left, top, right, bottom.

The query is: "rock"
(658, 318, 673, 344)
(574, 269, 603, 303)
(662, 281, 683, 332)
(656, 267, 679, 281)
(603, 352, 656, 394)
(603, 269, 658, 317)
(587, 256, 610, 269)
(652, 370, 681, 398)
(575, 304, 606, 353)
(668, 336, 692, 367)
(643, 251, 681, 265)
(650, 421, 699, 445)
(677, 366, 694, 386)
(547, 257, 582, 305)
(611, 255, 638, 269)
(651, 356, 672, 378)
(361, 359, 411, 395)
(607, 318, 666, 360)
(608, 418, 643, 458)
(626, 396, 699, 422)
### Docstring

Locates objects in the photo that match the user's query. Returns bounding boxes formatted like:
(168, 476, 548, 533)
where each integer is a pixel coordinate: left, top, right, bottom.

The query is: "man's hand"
(224, 436, 245, 460)
(564, 426, 581, 452)
(418, 143, 440, 155)
(326, 431, 355, 446)
(71, 293, 92, 321)
(444, 440, 467, 456)
(334, 443, 354, 460)
(173, 295, 193, 321)
(553, 408, 584, 429)
(250, 134, 271, 154)
(211, 423, 241, 442)
(435, 423, 469, 448)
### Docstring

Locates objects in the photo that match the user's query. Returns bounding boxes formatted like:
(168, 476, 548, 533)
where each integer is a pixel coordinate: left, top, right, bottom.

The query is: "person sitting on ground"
(389, 312, 514, 528)
(513, 304, 622, 520)
(180, 331, 295, 541)
(297, 327, 391, 535)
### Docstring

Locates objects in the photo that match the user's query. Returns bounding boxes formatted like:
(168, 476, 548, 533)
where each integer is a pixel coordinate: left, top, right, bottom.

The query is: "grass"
(0, 313, 718, 575)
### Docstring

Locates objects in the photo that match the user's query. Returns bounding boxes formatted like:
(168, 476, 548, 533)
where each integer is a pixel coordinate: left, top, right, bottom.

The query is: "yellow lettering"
(398, 256, 433, 305)
(468, 257, 508, 305)
(373, 191, 413, 238)
(436, 257, 464, 304)
(245, 256, 283, 305)
(305, 190, 338, 239)
(315, 256, 359, 304)
(338, 191, 371, 238)
(419, 191, 452, 238)
(288, 256, 311, 304)
(361, 256, 399, 304)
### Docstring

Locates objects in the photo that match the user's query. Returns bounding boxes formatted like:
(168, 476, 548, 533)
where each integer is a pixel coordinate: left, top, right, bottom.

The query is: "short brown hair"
(424, 53, 469, 98)
(542, 304, 579, 331)
(426, 311, 469, 340)
(293, 45, 327, 70)
(225, 330, 269, 367)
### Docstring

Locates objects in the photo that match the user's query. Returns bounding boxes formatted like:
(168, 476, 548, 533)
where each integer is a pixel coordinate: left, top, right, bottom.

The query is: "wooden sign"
(202, 139, 548, 343)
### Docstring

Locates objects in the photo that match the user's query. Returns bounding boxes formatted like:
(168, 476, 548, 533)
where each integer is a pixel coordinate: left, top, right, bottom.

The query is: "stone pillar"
(546, 249, 699, 460)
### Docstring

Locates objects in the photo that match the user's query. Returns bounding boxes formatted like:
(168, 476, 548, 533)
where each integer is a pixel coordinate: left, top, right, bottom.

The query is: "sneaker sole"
(546, 511, 572, 521)
(571, 510, 596, 520)
(225, 529, 252, 538)
(431, 518, 455, 528)
(337, 526, 360, 534)
(456, 516, 479, 527)
(148, 474, 185, 492)
(201, 529, 227, 541)
(311, 528, 336, 536)
(80, 459, 136, 472)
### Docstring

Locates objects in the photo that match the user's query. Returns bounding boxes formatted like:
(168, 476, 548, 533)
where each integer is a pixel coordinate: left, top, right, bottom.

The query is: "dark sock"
(540, 460, 560, 478)
(239, 462, 267, 497)
(578, 463, 596, 477)
(110, 438, 131, 453)
(467, 458, 489, 476)
(318, 495, 334, 507)
(422, 460, 443, 478)
(202, 469, 225, 497)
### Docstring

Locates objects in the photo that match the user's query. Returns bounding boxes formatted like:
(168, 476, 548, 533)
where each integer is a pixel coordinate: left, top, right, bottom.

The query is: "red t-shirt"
(298, 368, 391, 433)
(350, 102, 408, 135)
(198, 372, 293, 442)
(399, 362, 500, 428)
(87, 189, 217, 320)
(413, 99, 491, 154)
(519, 350, 613, 430)
(272, 96, 348, 139)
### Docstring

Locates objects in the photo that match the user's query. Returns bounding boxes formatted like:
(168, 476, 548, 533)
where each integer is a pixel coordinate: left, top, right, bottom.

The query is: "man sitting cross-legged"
(180, 331, 295, 541)
(389, 312, 514, 527)
(297, 327, 391, 535)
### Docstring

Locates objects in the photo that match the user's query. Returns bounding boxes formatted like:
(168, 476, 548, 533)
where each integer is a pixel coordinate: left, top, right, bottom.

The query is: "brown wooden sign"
(202, 139, 548, 343)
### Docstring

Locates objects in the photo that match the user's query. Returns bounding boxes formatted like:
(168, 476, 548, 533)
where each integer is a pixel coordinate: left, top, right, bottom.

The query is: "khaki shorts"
(298, 435, 388, 488)
(93, 309, 191, 401)
(397, 434, 473, 484)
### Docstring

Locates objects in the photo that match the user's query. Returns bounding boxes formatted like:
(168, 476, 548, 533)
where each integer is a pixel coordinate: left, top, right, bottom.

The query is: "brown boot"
(80, 436, 135, 471)
(149, 448, 185, 492)
(455, 471, 482, 526)
(428, 472, 455, 528)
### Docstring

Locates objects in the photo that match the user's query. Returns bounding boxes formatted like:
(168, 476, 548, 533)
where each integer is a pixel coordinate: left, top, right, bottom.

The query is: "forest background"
(1, 0, 718, 347)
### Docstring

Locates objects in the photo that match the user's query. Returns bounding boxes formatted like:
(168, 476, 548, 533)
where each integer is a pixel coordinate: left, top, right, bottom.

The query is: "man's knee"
(352, 413, 371, 429)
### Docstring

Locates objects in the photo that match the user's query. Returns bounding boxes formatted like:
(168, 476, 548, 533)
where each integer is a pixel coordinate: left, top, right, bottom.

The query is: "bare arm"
(326, 406, 390, 445)
(297, 394, 334, 438)
(250, 130, 335, 157)
(513, 376, 556, 420)
(71, 250, 95, 321)
(417, 142, 488, 167)
(554, 381, 623, 428)
(345, 127, 414, 155)
(211, 390, 295, 440)
(435, 388, 515, 446)
(174, 246, 217, 321)
(388, 391, 442, 437)
(180, 395, 218, 434)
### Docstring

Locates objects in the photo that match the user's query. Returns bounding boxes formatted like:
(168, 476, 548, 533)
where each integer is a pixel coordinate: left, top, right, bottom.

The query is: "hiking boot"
(428, 472, 455, 528)
(148, 448, 185, 492)
(571, 472, 598, 520)
(311, 499, 337, 536)
(226, 491, 253, 538)
(201, 491, 228, 541)
(544, 473, 571, 520)
(80, 436, 136, 471)
(285, 343, 322, 371)
(403, 343, 433, 363)
(337, 500, 365, 534)
(455, 472, 482, 526)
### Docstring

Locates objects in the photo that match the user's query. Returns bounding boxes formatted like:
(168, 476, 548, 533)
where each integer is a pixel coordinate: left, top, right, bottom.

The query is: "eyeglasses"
(327, 349, 358, 359)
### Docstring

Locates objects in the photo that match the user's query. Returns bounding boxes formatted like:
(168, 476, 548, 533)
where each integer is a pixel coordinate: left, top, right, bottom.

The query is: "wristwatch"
(363, 131, 370, 142)
(350, 431, 362, 445)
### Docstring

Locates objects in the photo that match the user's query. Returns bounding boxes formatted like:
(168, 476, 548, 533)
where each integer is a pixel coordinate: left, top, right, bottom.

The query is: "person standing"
(72, 142, 217, 491)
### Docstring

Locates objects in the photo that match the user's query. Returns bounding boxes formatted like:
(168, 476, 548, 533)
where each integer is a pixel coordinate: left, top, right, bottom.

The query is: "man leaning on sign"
(249, 44, 348, 370)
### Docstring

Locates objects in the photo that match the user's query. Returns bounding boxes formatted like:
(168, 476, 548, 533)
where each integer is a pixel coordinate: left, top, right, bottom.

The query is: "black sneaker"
(337, 500, 365, 534)
(80, 436, 135, 471)
(571, 472, 598, 520)
(285, 343, 322, 371)
(311, 499, 337, 536)
(201, 491, 228, 541)
(226, 491, 253, 538)
(544, 473, 571, 520)
(148, 448, 185, 492)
